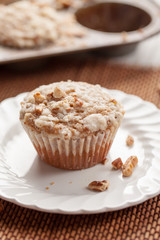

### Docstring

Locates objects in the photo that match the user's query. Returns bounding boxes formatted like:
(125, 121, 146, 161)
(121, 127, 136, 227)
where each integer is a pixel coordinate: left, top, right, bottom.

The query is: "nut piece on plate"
(122, 156, 138, 177)
(88, 180, 109, 192)
(126, 135, 134, 147)
(112, 157, 123, 170)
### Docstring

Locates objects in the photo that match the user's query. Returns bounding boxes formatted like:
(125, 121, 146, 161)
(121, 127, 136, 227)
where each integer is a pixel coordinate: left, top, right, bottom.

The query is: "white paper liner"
(22, 122, 119, 170)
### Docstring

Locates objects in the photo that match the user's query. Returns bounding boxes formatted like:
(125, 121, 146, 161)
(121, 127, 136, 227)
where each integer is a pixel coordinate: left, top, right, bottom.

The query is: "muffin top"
(20, 81, 124, 138)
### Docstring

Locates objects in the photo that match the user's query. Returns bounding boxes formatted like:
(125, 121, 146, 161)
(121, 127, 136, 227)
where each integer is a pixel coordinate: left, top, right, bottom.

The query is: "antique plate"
(0, 89, 160, 214)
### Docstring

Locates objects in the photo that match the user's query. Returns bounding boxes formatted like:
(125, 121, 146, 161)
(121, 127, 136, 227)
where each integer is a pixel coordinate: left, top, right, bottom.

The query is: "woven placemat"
(0, 54, 160, 240)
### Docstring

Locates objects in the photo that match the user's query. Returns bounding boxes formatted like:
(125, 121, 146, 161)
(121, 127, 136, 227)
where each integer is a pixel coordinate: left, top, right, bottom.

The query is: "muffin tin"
(0, 0, 160, 64)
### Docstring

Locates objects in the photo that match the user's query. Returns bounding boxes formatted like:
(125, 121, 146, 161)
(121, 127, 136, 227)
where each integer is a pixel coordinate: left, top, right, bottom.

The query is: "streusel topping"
(0, 1, 85, 48)
(20, 81, 124, 138)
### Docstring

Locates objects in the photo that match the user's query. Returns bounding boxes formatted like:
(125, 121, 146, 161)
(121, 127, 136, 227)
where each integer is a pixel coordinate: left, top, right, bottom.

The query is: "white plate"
(0, 89, 160, 214)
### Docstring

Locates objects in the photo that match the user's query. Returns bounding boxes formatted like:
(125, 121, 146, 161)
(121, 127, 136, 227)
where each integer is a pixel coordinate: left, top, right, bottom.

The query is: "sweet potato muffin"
(20, 81, 124, 169)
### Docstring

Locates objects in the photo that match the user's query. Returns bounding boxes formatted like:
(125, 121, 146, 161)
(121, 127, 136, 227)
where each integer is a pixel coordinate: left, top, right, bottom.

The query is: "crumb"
(69, 181, 72, 184)
(45, 187, 49, 190)
(50, 182, 55, 185)
(88, 180, 109, 192)
(112, 157, 123, 170)
(101, 157, 108, 165)
(122, 156, 138, 177)
(126, 135, 134, 147)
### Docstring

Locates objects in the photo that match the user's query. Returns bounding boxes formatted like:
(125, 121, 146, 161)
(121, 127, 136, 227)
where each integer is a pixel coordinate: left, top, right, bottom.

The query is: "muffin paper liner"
(22, 122, 119, 170)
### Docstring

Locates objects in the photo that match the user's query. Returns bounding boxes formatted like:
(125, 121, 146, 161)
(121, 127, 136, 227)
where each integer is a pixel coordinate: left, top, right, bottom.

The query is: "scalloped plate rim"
(0, 89, 160, 214)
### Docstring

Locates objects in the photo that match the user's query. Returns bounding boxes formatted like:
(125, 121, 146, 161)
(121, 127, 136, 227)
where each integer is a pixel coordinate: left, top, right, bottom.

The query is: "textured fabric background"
(0, 54, 160, 239)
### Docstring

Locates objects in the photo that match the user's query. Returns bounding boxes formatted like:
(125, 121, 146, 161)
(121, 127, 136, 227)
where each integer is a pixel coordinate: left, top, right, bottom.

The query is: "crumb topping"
(30, 0, 93, 10)
(0, 0, 85, 48)
(20, 81, 124, 138)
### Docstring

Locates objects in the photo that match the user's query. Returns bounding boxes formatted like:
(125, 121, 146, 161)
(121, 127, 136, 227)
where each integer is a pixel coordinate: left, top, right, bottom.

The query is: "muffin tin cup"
(21, 122, 119, 170)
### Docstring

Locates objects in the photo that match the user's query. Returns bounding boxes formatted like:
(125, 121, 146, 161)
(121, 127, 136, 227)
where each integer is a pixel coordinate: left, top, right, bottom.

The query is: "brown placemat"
(0, 54, 160, 240)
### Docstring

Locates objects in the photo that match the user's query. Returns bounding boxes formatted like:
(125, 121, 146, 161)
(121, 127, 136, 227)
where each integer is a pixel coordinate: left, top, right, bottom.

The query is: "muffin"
(20, 81, 124, 170)
(0, 1, 85, 48)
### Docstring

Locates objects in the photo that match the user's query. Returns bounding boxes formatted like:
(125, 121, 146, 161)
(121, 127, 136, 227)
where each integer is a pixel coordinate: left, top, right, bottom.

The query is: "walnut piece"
(122, 156, 138, 177)
(35, 105, 43, 114)
(34, 92, 45, 103)
(112, 157, 123, 170)
(53, 87, 66, 98)
(126, 135, 134, 147)
(88, 180, 109, 192)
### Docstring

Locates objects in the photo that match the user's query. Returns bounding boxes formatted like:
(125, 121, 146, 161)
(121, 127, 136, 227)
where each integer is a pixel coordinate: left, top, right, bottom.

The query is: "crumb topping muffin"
(20, 81, 124, 139)
(0, 1, 85, 48)
(0, 1, 58, 48)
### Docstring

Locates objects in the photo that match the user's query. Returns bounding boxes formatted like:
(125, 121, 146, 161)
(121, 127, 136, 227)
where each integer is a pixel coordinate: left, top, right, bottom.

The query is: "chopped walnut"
(126, 135, 134, 147)
(65, 88, 75, 94)
(35, 105, 43, 114)
(24, 113, 33, 124)
(74, 97, 83, 107)
(122, 156, 138, 177)
(34, 92, 45, 103)
(112, 157, 123, 170)
(47, 92, 61, 102)
(46, 92, 54, 101)
(53, 87, 66, 98)
(88, 180, 109, 192)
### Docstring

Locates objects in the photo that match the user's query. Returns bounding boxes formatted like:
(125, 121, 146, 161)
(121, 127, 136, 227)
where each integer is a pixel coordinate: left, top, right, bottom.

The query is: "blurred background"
(0, 0, 160, 68)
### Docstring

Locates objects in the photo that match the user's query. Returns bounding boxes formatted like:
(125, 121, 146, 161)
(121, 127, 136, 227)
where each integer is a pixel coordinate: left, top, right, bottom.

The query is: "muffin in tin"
(20, 80, 124, 170)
